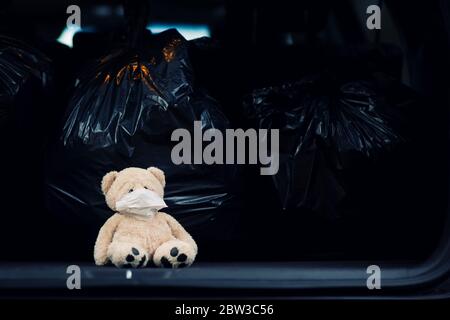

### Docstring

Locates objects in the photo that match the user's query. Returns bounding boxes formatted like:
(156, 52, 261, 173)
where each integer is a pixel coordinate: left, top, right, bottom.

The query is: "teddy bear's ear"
(147, 167, 166, 188)
(101, 171, 118, 194)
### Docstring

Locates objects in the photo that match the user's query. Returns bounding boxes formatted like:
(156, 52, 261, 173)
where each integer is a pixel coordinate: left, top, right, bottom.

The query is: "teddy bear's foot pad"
(160, 248, 187, 268)
(122, 247, 147, 268)
(108, 243, 148, 268)
(153, 240, 196, 268)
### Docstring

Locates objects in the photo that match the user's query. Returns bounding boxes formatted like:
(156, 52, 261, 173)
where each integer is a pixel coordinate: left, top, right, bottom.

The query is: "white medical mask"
(115, 188, 167, 217)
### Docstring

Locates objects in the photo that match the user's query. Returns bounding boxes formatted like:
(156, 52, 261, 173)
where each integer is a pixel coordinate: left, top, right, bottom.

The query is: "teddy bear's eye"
(144, 186, 148, 189)
(129, 188, 134, 193)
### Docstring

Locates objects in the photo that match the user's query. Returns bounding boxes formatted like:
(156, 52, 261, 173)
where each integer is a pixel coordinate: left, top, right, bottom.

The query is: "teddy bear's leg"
(107, 241, 149, 268)
(153, 239, 197, 268)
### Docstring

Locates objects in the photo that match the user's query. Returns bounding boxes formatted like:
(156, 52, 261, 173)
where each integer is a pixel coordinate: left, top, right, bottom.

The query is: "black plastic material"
(44, 30, 239, 256)
(0, 36, 52, 176)
(0, 36, 53, 260)
(0, 36, 51, 131)
(244, 73, 407, 218)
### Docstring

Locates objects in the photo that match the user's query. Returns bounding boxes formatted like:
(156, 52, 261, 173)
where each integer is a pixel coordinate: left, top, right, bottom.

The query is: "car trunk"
(0, 0, 449, 299)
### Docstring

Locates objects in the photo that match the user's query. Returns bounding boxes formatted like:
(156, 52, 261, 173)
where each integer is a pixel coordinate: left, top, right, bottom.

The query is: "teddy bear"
(94, 166, 198, 268)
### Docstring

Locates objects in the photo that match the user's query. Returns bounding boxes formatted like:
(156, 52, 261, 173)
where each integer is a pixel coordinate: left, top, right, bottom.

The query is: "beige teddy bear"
(94, 167, 198, 268)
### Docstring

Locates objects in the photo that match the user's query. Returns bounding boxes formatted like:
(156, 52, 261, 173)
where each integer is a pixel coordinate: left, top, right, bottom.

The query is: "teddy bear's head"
(101, 167, 166, 214)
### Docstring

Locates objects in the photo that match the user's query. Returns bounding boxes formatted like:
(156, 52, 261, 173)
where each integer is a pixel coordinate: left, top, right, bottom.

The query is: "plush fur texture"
(94, 167, 197, 268)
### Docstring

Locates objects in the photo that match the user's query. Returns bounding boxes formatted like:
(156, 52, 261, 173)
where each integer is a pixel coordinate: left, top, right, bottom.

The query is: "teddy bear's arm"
(160, 212, 198, 254)
(94, 213, 123, 265)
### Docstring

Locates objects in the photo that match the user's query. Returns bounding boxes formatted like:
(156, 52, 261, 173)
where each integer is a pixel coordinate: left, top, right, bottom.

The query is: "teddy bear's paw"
(108, 243, 148, 268)
(153, 240, 196, 269)
(122, 246, 148, 268)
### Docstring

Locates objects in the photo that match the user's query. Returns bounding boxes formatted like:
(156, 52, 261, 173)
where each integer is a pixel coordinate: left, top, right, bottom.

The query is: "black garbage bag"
(0, 36, 53, 260)
(244, 73, 406, 219)
(44, 29, 239, 257)
(0, 36, 52, 141)
(0, 36, 52, 190)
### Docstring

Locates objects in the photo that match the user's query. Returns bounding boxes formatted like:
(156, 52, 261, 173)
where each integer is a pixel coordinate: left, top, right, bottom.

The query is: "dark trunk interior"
(0, 0, 449, 297)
